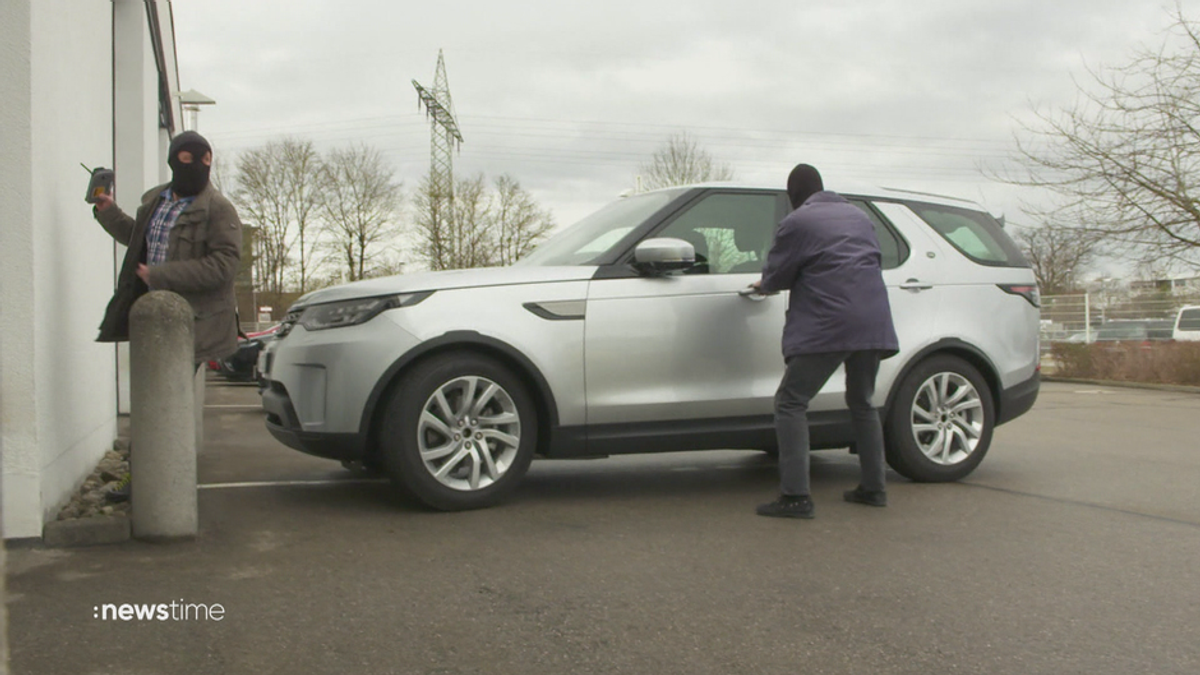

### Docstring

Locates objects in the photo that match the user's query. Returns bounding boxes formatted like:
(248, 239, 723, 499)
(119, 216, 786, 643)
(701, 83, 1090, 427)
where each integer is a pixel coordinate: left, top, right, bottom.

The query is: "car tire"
(380, 352, 538, 511)
(884, 355, 994, 482)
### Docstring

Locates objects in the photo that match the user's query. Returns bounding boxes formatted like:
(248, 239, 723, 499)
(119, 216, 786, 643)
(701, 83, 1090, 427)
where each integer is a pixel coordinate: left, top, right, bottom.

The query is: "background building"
(1, 0, 183, 539)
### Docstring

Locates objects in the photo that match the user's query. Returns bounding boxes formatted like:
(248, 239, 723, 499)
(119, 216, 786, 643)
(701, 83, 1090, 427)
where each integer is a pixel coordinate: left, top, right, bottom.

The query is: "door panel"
(584, 191, 785, 426)
(870, 201, 949, 401)
(584, 274, 784, 424)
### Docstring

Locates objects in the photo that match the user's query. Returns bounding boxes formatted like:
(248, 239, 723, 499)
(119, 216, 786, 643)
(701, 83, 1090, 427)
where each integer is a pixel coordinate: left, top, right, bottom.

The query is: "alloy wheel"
(909, 371, 985, 465)
(417, 376, 522, 491)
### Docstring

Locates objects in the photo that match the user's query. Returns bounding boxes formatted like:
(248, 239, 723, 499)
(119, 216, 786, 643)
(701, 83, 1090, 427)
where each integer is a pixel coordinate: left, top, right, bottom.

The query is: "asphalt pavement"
(6, 378, 1200, 674)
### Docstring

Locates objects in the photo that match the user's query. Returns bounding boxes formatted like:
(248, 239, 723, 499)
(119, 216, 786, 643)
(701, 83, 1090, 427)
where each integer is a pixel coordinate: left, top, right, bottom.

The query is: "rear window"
(1096, 323, 1146, 340)
(904, 201, 1029, 267)
(1179, 308, 1200, 331)
(1147, 321, 1174, 339)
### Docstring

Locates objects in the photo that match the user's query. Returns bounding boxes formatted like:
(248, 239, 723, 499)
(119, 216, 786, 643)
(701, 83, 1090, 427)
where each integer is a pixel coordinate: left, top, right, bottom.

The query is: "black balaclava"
(786, 163, 824, 209)
(168, 131, 213, 197)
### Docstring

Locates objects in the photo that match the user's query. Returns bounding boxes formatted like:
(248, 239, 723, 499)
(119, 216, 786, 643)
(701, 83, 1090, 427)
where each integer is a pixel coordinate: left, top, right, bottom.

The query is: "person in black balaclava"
(786, 163, 824, 210)
(166, 130, 213, 197)
(89, 129, 242, 503)
(751, 163, 899, 519)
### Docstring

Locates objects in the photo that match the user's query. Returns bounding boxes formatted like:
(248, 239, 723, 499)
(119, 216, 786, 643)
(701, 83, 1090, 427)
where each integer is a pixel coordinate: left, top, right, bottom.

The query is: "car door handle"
(899, 279, 933, 291)
(737, 287, 768, 301)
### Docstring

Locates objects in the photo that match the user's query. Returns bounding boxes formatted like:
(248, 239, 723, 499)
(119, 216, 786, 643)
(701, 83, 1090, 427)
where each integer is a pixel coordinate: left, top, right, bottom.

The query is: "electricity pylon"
(413, 49, 463, 257)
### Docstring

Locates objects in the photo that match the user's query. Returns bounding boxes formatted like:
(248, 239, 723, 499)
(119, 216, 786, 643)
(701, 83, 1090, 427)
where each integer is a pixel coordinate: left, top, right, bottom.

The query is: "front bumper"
(262, 382, 366, 461)
(258, 314, 423, 459)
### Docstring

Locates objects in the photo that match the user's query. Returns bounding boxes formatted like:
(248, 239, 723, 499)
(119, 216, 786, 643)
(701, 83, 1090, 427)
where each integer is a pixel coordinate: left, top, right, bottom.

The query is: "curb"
(1042, 376, 1200, 395)
(42, 515, 131, 548)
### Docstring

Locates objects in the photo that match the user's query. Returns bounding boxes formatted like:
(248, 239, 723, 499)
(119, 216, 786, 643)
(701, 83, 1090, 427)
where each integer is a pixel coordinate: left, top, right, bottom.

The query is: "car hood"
(291, 266, 598, 308)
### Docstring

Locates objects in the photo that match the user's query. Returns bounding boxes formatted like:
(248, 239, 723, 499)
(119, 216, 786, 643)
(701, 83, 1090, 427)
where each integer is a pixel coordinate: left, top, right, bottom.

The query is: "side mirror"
(632, 238, 696, 276)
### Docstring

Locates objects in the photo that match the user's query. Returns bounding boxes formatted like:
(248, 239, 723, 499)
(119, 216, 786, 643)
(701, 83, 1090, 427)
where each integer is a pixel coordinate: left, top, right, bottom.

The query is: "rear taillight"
(998, 284, 1040, 308)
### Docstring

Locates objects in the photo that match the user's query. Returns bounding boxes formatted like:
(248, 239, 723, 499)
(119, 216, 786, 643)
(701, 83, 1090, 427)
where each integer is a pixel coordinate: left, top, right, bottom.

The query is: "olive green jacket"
(95, 183, 243, 362)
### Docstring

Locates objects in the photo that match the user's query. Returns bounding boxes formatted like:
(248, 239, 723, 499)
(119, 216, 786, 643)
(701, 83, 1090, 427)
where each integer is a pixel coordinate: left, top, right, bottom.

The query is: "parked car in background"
(214, 324, 279, 384)
(1092, 319, 1174, 343)
(258, 182, 1041, 511)
(1173, 306, 1200, 341)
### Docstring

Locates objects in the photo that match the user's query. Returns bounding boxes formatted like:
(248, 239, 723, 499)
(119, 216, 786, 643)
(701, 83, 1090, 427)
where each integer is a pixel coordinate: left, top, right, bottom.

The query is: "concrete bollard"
(129, 291, 197, 542)
(1, 438, 8, 675)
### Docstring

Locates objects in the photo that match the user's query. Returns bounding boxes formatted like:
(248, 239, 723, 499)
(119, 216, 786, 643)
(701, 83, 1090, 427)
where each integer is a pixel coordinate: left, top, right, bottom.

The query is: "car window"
(849, 200, 907, 270)
(1147, 321, 1174, 339)
(656, 193, 779, 274)
(903, 201, 1028, 267)
(1096, 323, 1147, 340)
(1179, 308, 1200, 331)
(517, 189, 685, 266)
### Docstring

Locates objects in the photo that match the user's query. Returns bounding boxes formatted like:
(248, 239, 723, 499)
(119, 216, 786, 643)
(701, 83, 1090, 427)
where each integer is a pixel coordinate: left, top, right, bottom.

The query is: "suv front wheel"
(885, 355, 994, 482)
(380, 352, 538, 510)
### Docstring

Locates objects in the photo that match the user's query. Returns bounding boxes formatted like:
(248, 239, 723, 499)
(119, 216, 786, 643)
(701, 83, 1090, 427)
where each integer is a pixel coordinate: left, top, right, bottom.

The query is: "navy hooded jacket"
(760, 191, 899, 359)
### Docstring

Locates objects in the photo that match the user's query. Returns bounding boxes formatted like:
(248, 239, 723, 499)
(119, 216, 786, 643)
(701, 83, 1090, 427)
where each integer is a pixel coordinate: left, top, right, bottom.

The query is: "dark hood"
(787, 163, 824, 209)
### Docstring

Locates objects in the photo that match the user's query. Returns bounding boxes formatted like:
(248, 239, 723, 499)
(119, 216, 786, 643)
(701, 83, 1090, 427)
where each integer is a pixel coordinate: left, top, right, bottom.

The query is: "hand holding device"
(82, 164, 114, 205)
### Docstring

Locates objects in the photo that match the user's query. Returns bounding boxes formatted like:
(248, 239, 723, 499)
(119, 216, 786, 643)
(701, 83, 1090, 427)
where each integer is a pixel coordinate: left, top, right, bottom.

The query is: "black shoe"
(756, 495, 814, 519)
(105, 473, 130, 504)
(843, 486, 887, 507)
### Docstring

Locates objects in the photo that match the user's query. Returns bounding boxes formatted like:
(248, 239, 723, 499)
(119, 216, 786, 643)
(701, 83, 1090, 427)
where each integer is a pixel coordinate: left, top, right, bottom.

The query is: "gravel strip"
(56, 439, 131, 521)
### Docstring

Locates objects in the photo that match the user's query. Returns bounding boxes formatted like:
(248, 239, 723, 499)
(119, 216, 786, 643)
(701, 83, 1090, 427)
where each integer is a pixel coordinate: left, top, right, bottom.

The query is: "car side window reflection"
(849, 200, 907, 270)
(656, 193, 779, 274)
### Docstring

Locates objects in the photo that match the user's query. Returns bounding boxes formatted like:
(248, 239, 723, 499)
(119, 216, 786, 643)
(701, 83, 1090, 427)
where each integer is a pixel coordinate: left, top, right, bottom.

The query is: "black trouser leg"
(844, 351, 886, 493)
(775, 352, 846, 497)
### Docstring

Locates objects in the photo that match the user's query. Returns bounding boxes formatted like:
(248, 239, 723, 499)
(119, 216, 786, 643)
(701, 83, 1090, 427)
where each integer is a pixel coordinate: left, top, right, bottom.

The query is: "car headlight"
(297, 292, 433, 331)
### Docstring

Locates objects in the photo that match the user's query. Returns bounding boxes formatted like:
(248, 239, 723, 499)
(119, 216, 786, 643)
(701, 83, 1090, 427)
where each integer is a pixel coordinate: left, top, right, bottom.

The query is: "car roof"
(1102, 319, 1171, 324)
(653, 181, 992, 212)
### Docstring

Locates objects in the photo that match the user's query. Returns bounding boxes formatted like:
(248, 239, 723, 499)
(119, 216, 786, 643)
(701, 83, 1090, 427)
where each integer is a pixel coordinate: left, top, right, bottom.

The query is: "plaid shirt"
(145, 189, 195, 266)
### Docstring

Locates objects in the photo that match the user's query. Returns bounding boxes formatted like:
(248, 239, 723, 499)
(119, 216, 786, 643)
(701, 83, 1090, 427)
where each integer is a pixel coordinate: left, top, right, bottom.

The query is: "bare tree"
(637, 131, 734, 190)
(409, 174, 450, 272)
(491, 175, 555, 265)
(318, 145, 404, 282)
(412, 173, 552, 270)
(1006, 5, 1200, 270)
(232, 146, 292, 297)
(230, 138, 322, 295)
(281, 139, 322, 293)
(447, 174, 494, 269)
(413, 173, 489, 271)
(1014, 222, 1101, 294)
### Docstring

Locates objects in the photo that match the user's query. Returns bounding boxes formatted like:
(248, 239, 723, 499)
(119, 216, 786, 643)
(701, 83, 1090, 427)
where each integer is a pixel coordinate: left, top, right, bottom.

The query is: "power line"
(206, 112, 1021, 154)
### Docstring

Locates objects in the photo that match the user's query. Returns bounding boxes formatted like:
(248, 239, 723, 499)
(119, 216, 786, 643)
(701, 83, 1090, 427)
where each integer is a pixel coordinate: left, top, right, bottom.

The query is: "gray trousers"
(775, 351, 887, 497)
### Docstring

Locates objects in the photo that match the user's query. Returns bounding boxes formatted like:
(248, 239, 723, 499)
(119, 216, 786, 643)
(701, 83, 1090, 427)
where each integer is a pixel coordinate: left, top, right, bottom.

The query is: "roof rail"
(878, 186, 976, 204)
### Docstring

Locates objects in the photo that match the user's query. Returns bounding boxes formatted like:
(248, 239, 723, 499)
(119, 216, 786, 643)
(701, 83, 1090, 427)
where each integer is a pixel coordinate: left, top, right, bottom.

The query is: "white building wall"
(0, 0, 38, 539)
(1, 0, 179, 539)
(113, 0, 169, 414)
(27, 0, 120, 539)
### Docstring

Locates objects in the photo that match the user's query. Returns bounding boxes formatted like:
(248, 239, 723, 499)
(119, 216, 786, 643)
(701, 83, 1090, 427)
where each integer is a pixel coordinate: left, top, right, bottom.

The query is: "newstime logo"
(93, 601, 226, 622)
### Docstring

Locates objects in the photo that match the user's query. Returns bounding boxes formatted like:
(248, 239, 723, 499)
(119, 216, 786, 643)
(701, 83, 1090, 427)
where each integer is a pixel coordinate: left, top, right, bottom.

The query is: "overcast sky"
(172, 0, 1196, 273)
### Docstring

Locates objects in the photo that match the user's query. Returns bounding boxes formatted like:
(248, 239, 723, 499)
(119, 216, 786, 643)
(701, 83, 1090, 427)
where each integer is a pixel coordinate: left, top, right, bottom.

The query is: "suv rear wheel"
(885, 355, 994, 482)
(380, 353, 538, 510)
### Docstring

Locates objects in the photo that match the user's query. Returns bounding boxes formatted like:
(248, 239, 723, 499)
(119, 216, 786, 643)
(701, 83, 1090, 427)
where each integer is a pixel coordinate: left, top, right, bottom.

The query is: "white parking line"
(669, 465, 755, 472)
(198, 479, 387, 490)
(204, 405, 263, 409)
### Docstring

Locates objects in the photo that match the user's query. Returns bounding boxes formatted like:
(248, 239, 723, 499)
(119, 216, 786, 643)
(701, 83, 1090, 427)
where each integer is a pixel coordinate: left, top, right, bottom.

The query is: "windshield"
(516, 189, 685, 266)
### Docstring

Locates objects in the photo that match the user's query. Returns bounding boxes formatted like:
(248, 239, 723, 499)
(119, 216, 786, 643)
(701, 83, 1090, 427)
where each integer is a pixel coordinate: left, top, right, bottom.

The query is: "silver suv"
(260, 183, 1041, 510)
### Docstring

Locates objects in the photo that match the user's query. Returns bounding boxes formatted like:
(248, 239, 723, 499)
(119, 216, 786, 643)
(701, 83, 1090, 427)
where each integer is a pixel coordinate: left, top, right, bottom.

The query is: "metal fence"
(1040, 292, 1199, 347)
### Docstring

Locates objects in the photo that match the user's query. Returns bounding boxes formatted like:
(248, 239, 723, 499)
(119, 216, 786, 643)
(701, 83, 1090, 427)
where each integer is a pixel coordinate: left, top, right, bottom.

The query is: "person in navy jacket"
(752, 164, 899, 519)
